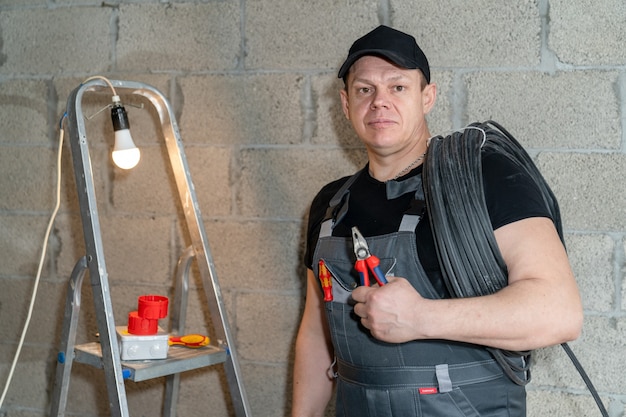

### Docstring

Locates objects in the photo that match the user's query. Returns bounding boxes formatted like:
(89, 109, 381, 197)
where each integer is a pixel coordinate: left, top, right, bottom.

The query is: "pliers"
(351, 226, 388, 286)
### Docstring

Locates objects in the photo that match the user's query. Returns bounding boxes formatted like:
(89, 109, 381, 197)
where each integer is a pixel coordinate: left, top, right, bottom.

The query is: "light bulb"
(110, 101, 140, 169)
(112, 129, 141, 169)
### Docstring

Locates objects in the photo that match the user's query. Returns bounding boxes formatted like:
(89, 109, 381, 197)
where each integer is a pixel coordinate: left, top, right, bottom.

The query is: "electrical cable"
(0, 114, 66, 409)
(422, 120, 608, 417)
(82, 75, 118, 96)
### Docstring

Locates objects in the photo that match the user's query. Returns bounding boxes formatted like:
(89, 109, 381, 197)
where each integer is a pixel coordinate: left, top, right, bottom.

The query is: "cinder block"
(21, 281, 66, 345)
(186, 146, 233, 218)
(63, 365, 110, 414)
(537, 152, 626, 231)
(425, 70, 454, 133)
(117, 4, 241, 72)
(0, 80, 48, 145)
(565, 233, 615, 312)
(168, 287, 220, 336)
(0, 278, 34, 341)
(550, 0, 626, 65)
(311, 73, 361, 147)
(391, 0, 540, 67)
(204, 219, 304, 291)
(565, 316, 626, 393)
(0, 409, 46, 417)
(242, 362, 290, 417)
(623, 240, 626, 312)
(236, 292, 301, 363)
(110, 146, 179, 215)
(527, 389, 607, 417)
(0, 345, 53, 409)
(0, 147, 57, 211)
(0, 0, 46, 7)
(53, 209, 173, 286)
(52, 213, 86, 280)
(237, 148, 367, 219)
(532, 344, 582, 389)
(465, 71, 620, 149)
(245, 0, 379, 70)
(0, 215, 50, 276)
(125, 378, 167, 415)
(178, 74, 305, 146)
(55, 0, 100, 4)
(532, 318, 624, 398)
(175, 367, 231, 416)
(0, 8, 111, 75)
(97, 215, 174, 286)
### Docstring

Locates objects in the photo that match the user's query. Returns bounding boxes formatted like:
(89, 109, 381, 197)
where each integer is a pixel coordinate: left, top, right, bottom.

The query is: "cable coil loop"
(422, 121, 607, 416)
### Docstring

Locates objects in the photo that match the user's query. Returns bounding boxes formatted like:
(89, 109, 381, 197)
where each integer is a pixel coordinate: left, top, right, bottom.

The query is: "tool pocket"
(325, 297, 405, 366)
(321, 257, 396, 302)
(419, 388, 481, 417)
(319, 258, 354, 304)
(336, 383, 481, 417)
(421, 380, 520, 417)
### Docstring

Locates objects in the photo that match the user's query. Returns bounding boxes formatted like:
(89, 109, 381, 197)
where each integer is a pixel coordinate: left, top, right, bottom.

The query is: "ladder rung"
(74, 342, 228, 382)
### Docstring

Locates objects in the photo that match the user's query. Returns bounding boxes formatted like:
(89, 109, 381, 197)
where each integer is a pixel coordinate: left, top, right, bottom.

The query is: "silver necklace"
(391, 152, 426, 180)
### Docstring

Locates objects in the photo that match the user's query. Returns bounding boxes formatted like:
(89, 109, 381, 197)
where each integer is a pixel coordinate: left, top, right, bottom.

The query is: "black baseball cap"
(338, 25, 430, 84)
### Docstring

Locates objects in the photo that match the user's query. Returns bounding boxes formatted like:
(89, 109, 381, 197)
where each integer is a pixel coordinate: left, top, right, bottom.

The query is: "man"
(292, 25, 582, 416)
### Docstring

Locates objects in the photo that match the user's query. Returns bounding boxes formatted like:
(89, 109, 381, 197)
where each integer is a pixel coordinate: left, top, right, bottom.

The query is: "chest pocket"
(321, 255, 396, 304)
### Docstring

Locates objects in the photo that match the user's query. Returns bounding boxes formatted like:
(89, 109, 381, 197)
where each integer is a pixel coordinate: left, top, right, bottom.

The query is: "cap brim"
(338, 49, 418, 79)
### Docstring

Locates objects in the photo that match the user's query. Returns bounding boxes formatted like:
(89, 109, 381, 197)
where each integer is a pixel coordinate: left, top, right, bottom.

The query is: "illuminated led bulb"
(110, 98, 140, 169)
(112, 129, 140, 169)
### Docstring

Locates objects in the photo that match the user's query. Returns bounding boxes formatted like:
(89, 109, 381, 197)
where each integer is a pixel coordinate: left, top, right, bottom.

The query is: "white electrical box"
(116, 326, 169, 361)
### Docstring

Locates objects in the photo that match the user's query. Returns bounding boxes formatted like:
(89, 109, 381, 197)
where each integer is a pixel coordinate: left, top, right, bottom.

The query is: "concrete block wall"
(0, 0, 624, 416)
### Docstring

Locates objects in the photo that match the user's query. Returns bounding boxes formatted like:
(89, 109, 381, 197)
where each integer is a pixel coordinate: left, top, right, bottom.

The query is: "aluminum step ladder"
(49, 79, 252, 417)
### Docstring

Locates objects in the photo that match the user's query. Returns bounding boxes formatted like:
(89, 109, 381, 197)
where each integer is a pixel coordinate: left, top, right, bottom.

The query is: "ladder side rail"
(128, 83, 252, 417)
(163, 245, 195, 417)
(65, 81, 130, 417)
(169, 245, 195, 335)
(49, 257, 88, 416)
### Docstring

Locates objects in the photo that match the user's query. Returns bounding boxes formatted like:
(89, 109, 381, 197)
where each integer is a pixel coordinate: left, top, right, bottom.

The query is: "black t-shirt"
(304, 149, 552, 297)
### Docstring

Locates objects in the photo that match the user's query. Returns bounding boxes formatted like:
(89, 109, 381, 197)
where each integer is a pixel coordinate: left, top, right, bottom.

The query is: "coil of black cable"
(422, 121, 607, 416)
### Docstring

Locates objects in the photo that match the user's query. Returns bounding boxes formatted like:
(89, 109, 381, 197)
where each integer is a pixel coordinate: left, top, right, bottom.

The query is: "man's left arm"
(352, 216, 583, 351)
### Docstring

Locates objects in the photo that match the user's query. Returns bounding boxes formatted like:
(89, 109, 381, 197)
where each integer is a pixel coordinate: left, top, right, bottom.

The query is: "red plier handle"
(352, 227, 388, 286)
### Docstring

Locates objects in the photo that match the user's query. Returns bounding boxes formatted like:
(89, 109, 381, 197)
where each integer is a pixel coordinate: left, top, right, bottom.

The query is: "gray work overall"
(312, 170, 527, 417)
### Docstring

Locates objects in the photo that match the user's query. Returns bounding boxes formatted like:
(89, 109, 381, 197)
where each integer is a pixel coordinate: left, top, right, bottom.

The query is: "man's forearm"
(415, 277, 582, 350)
(292, 334, 334, 416)
(292, 271, 335, 416)
(352, 218, 583, 351)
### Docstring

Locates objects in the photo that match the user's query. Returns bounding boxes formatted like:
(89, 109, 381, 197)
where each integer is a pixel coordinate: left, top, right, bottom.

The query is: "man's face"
(340, 55, 436, 157)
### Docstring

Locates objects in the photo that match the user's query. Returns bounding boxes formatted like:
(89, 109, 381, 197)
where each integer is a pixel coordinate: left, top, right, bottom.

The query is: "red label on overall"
(418, 387, 438, 395)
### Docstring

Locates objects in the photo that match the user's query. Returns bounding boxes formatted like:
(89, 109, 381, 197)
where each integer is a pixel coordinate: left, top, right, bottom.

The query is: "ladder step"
(74, 342, 228, 382)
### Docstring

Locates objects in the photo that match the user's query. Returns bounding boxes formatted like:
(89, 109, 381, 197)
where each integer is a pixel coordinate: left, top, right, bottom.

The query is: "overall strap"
(319, 168, 365, 238)
(398, 198, 425, 232)
(386, 173, 426, 232)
